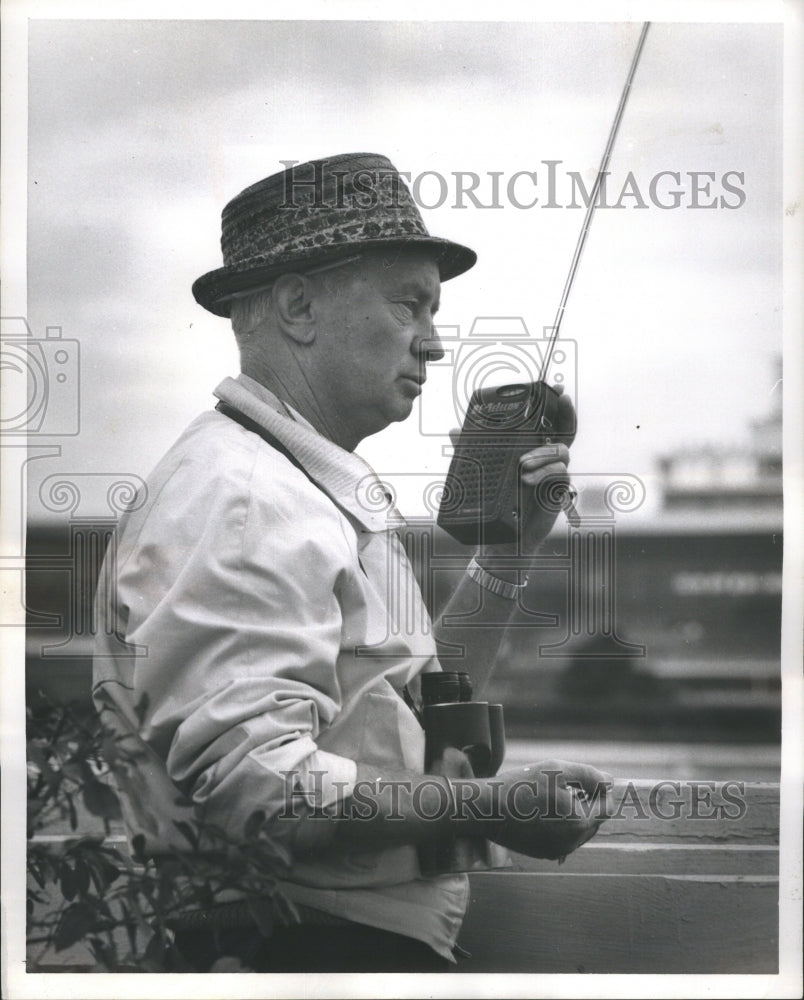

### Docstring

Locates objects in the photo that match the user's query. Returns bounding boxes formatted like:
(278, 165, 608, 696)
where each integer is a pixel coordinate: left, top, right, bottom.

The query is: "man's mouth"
(399, 375, 425, 395)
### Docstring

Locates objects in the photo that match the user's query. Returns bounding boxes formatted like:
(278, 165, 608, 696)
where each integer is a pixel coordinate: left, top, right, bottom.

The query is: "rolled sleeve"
(294, 751, 358, 810)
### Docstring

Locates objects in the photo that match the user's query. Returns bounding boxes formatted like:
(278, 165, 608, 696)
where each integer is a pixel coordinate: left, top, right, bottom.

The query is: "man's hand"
(477, 385, 576, 561)
(436, 750, 609, 862)
(471, 759, 610, 861)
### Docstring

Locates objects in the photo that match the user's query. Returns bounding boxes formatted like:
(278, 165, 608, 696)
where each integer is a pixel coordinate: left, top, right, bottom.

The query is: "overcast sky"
(18, 17, 784, 521)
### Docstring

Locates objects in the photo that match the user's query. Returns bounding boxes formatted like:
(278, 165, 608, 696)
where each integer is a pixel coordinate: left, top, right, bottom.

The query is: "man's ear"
(272, 272, 317, 345)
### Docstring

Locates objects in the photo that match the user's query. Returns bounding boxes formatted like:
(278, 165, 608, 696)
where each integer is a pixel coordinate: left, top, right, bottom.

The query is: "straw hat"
(192, 152, 477, 318)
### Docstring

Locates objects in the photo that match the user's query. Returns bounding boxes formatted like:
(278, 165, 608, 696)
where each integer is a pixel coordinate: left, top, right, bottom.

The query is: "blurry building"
(659, 358, 782, 518)
(26, 363, 784, 745)
(484, 360, 783, 742)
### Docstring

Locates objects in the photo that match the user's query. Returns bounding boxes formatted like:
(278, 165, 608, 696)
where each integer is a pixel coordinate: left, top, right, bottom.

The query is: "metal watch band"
(465, 556, 528, 600)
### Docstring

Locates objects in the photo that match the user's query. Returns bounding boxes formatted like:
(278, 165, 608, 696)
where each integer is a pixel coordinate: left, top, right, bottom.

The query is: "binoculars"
(418, 671, 509, 876)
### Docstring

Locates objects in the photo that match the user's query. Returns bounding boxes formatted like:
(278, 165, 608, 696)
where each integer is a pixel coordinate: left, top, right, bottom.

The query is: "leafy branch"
(27, 696, 294, 972)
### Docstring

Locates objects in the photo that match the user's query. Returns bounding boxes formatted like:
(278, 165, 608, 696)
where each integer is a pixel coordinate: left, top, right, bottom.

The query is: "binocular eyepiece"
(420, 670, 474, 706)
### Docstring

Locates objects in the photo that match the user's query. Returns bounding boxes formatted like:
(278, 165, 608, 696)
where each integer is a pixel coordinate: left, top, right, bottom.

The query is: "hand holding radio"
(438, 382, 578, 555)
(504, 384, 576, 557)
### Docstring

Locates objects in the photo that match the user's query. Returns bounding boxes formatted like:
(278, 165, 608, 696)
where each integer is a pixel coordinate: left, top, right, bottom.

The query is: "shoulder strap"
(214, 399, 317, 484)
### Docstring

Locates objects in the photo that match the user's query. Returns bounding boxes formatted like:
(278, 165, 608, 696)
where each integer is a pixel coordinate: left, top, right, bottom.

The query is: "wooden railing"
(28, 778, 779, 974)
(455, 778, 779, 974)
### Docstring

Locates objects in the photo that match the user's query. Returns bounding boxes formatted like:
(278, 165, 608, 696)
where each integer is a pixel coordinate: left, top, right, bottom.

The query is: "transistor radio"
(436, 380, 570, 545)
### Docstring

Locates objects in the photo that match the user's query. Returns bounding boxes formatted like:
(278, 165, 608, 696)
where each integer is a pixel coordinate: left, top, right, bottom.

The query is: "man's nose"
(417, 328, 445, 365)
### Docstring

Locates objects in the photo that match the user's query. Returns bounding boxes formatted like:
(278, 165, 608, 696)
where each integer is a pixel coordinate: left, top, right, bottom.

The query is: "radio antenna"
(539, 21, 650, 383)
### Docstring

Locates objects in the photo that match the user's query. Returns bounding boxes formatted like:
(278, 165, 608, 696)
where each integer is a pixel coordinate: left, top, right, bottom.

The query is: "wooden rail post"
(455, 779, 780, 973)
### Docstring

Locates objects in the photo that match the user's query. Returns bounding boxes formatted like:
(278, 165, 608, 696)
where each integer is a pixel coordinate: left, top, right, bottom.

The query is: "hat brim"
(192, 236, 476, 318)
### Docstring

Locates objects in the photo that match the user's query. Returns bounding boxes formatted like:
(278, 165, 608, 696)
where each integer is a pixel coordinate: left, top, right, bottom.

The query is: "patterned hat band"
(220, 254, 365, 305)
(192, 153, 477, 318)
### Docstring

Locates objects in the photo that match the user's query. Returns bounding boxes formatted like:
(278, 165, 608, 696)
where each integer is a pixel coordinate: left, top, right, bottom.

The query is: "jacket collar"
(213, 374, 404, 533)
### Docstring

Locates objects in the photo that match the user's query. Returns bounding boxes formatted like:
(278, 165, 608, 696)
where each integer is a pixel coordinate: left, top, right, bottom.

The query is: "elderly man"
(93, 153, 608, 973)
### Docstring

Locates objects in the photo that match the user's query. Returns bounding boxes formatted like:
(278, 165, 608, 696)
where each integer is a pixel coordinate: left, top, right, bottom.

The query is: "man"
(93, 153, 609, 973)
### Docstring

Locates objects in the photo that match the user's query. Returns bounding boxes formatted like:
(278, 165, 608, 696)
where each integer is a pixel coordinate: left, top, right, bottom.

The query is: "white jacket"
(92, 373, 467, 959)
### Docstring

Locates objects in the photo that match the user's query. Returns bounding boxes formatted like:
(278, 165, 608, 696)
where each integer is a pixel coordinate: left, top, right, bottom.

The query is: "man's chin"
(393, 394, 418, 419)
(377, 396, 416, 431)
(357, 401, 415, 443)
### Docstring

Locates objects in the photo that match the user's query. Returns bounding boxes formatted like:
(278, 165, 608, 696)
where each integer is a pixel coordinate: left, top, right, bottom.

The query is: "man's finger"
(520, 463, 570, 488)
(520, 444, 570, 469)
(543, 760, 613, 797)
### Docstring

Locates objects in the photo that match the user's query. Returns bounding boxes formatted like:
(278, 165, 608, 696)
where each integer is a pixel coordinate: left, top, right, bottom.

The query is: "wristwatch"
(466, 556, 528, 601)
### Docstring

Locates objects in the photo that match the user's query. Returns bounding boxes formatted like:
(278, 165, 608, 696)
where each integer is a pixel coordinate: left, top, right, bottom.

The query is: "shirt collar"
(213, 374, 404, 533)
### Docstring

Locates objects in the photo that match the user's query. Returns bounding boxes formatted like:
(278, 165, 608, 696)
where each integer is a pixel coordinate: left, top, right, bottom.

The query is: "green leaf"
(28, 857, 47, 890)
(142, 930, 167, 971)
(76, 759, 97, 784)
(61, 761, 85, 782)
(87, 861, 106, 895)
(274, 891, 300, 927)
(73, 858, 91, 896)
(77, 845, 119, 895)
(27, 743, 51, 774)
(99, 856, 122, 888)
(243, 810, 266, 839)
(195, 882, 214, 910)
(59, 861, 76, 901)
(82, 781, 122, 820)
(172, 821, 198, 850)
(131, 833, 147, 862)
(256, 830, 293, 871)
(156, 868, 176, 909)
(54, 902, 98, 951)
(64, 835, 104, 855)
(65, 791, 78, 831)
(88, 936, 117, 971)
(27, 796, 45, 836)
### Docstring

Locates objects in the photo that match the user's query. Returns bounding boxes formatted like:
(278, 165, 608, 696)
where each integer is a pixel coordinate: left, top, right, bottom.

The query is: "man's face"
(309, 248, 443, 445)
